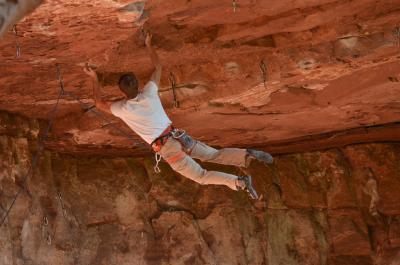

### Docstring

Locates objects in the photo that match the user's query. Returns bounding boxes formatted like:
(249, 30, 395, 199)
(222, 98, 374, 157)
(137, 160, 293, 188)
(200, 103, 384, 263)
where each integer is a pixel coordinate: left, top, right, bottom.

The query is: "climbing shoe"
(247, 149, 273, 166)
(238, 175, 259, 200)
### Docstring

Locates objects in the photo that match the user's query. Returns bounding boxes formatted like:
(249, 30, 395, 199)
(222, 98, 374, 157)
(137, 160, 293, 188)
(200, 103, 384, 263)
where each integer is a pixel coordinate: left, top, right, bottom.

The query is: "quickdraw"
(232, 0, 237, 12)
(394, 27, 400, 47)
(42, 215, 52, 245)
(154, 153, 162, 174)
(169, 72, 179, 108)
(259, 59, 267, 89)
(46, 234, 52, 245)
(171, 129, 185, 139)
(43, 216, 49, 226)
(56, 64, 66, 93)
(12, 25, 20, 58)
(57, 192, 68, 218)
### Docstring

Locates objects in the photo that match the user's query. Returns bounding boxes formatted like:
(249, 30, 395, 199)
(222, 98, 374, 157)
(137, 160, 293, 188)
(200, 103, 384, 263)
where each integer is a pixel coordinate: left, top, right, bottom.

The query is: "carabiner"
(154, 153, 162, 173)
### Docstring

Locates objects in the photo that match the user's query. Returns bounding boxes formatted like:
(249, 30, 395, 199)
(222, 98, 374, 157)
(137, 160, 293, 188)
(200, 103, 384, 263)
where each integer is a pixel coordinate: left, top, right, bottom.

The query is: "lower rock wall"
(0, 115, 399, 264)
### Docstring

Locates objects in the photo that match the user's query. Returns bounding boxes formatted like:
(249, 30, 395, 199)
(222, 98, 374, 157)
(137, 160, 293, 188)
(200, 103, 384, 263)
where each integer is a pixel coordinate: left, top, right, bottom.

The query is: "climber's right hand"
(83, 64, 97, 79)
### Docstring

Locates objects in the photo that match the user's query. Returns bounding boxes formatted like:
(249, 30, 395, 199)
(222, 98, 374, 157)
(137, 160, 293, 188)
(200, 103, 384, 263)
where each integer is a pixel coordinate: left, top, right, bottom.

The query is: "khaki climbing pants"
(159, 137, 248, 191)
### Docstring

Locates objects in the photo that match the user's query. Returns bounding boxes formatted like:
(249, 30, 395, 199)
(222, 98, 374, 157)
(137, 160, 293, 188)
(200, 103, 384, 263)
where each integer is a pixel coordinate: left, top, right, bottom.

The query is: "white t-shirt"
(110, 81, 172, 144)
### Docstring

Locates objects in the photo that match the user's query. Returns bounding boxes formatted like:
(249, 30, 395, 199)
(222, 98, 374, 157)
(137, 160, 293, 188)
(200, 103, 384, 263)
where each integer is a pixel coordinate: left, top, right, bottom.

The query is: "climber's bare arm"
(83, 66, 112, 114)
(145, 33, 162, 86)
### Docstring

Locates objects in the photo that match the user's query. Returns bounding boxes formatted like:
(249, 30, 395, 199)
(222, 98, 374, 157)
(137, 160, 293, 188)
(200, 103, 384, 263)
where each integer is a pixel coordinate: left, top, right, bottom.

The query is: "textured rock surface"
(0, 0, 399, 155)
(1, 111, 400, 265)
(1, 1, 400, 264)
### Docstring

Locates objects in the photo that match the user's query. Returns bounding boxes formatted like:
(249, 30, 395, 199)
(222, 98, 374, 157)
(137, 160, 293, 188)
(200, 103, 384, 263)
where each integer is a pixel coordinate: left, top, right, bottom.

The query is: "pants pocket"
(174, 133, 196, 153)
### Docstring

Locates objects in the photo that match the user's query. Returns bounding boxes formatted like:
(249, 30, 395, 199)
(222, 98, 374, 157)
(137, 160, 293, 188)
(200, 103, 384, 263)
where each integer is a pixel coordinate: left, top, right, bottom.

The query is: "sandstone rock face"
(1, 1, 400, 264)
(1, 111, 399, 265)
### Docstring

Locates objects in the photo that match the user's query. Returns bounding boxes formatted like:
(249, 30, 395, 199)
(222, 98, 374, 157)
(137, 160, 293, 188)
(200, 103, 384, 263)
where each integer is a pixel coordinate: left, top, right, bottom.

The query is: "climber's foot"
(247, 149, 273, 166)
(237, 175, 259, 200)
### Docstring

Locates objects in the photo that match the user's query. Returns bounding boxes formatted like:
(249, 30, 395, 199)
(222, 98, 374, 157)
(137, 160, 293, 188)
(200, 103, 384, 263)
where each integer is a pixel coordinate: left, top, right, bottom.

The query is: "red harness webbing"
(163, 152, 186, 164)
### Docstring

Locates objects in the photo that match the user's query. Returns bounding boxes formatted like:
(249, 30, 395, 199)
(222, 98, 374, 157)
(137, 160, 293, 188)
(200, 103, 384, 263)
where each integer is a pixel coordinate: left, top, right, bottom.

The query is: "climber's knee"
(194, 168, 208, 185)
(167, 154, 207, 183)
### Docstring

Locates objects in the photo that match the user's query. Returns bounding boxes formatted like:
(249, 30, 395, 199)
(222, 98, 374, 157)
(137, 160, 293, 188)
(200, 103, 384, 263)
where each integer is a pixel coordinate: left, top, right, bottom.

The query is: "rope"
(0, 71, 64, 229)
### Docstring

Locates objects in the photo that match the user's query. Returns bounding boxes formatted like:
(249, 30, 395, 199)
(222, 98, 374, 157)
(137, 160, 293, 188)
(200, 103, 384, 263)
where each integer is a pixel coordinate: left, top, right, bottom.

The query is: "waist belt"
(151, 125, 174, 153)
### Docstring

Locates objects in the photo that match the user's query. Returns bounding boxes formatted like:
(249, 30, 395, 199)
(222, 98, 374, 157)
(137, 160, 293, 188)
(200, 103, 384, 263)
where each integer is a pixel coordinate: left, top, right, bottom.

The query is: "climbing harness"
(150, 126, 197, 173)
(169, 72, 179, 108)
(259, 59, 267, 89)
(151, 125, 174, 173)
(12, 25, 20, 58)
(0, 68, 64, 229)
(151, 125, 174, 152)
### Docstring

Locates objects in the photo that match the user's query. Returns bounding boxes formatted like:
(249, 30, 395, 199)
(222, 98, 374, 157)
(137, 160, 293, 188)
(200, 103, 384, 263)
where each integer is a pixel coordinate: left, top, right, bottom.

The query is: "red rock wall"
(1, 1, 400, 264)
(0, 111, 399, 265)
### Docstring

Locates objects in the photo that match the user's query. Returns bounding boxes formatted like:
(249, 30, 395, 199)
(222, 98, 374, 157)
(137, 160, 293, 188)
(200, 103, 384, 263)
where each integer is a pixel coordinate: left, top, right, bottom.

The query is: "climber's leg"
(190, 141, 248, 167)
(159, 138, 241, 190)
(0, 0, 43, 38)
(190, 140, 273, 167)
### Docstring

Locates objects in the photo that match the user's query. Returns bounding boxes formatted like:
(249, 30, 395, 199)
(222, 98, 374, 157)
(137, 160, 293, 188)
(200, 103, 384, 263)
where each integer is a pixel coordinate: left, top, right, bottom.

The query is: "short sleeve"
(142, 81, 158, 97)
(110, 100, 125, 117)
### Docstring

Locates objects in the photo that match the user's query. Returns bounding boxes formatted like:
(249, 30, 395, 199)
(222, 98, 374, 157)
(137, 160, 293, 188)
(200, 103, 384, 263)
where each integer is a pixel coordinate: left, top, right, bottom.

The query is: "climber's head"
(118, 73, 139, 99)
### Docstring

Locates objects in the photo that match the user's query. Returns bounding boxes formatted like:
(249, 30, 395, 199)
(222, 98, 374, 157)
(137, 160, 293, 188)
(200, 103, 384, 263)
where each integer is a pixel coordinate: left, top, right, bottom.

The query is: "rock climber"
(0, 0, 43, 38)
(83, 33, 274, 199)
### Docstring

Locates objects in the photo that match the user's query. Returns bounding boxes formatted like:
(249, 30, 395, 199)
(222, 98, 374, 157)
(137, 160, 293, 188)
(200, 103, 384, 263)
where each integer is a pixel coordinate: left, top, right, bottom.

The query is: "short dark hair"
(118, 73, 138, 98)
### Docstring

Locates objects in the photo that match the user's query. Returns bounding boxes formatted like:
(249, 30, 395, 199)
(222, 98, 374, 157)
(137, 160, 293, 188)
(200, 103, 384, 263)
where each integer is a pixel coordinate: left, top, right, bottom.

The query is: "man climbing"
(0, 0, 43, 38)
(83, 33, 273, 199)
